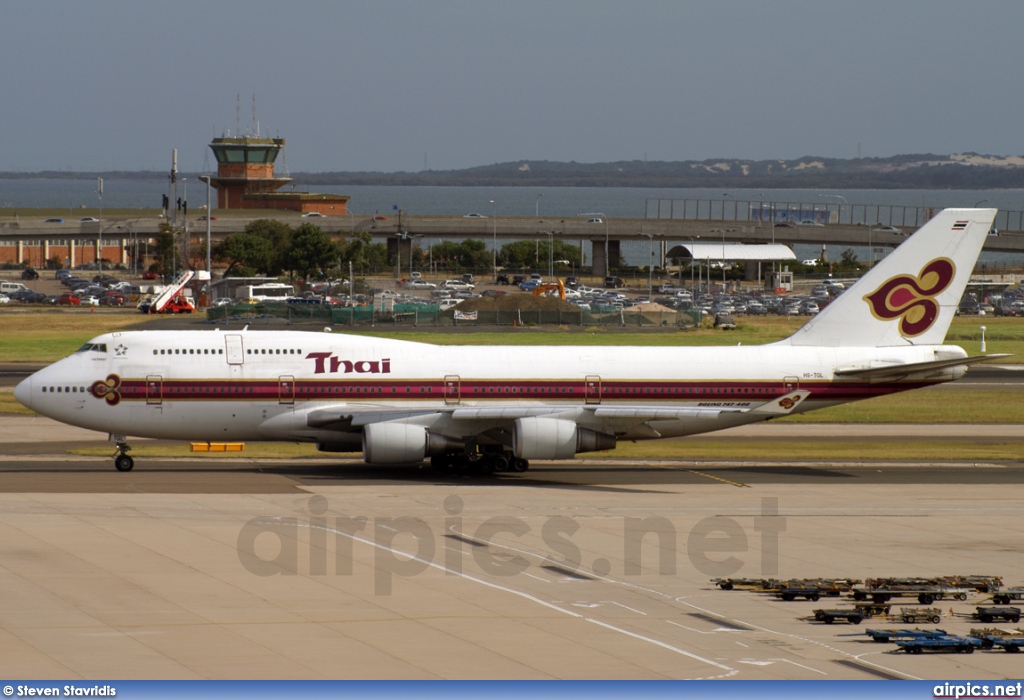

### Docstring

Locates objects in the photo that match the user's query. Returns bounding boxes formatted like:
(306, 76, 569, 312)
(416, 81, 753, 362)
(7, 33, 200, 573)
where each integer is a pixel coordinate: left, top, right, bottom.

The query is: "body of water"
(1, 179, 1021, 267)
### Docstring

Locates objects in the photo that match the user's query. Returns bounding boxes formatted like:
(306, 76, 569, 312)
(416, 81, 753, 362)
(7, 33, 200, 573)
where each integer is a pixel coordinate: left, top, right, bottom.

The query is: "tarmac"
(2, 415, 1024, 680)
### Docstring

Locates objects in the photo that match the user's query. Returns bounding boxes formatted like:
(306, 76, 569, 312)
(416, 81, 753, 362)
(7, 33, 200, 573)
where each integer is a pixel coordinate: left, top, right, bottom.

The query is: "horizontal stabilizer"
(749, 390, 812, 416)
(834, 354, 1011, 380)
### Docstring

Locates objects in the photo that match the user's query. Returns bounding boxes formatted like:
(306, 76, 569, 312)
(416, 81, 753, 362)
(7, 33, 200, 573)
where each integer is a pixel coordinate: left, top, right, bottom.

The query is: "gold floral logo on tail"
(90, 374, 122, 405)
(777, 395, 801, 410)
(863, 258, 956, 337)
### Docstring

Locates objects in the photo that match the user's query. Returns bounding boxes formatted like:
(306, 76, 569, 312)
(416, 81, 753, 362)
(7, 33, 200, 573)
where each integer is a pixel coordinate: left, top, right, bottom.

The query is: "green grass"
(1, 310, 1020, 361)
(780, 389, 1023, 424)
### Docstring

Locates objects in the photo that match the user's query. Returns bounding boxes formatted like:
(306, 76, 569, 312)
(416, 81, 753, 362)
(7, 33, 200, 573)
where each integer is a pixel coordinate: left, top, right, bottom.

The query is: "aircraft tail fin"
(782, 208, 997, 348)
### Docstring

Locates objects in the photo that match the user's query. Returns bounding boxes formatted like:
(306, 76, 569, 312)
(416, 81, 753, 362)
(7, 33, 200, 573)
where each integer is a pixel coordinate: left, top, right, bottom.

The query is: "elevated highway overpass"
(2, 200, 1023, 276)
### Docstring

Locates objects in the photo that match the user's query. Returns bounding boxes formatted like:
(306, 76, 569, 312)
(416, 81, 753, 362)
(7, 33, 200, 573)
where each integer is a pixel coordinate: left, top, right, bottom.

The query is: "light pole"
(96, 178, 103, 273)
(199, 175, 212, 308)
(546, 230, 554, 281)
(641, 231, 657, 300)
(489, 199, 497, 277)
(535, 193, 544, 218)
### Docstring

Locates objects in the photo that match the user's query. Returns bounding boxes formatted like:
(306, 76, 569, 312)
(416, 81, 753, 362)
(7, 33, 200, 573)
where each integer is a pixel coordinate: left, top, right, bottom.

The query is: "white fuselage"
(16, 329, 966, 446)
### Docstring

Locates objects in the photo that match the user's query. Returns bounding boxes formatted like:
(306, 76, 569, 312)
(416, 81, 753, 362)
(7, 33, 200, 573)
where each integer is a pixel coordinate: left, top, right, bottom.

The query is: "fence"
(205, 302, 703, 328)
(644, 198, 1024, 233)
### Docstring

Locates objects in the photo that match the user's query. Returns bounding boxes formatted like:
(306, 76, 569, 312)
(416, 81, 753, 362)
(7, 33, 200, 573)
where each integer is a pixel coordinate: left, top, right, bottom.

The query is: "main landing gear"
(429, 450, 529, 476)
(113, 441, 134, 472)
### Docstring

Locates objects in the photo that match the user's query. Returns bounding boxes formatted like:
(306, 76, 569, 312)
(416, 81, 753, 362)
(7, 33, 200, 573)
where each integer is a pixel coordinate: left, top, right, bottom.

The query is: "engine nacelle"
(362, 423, 461, 465)
(513, 417, 615, 460)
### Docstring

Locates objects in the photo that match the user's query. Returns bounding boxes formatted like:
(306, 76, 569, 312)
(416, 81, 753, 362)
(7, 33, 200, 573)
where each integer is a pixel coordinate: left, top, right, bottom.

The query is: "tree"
(837, 247, 866, 274)
(243, 219, 292, 275)
(283, 223, 341, 280)
(215, 233, 275, 277)
(213, 218, 295, 277)
(500, 239, 581, 269)
(154, 223, 176, 275)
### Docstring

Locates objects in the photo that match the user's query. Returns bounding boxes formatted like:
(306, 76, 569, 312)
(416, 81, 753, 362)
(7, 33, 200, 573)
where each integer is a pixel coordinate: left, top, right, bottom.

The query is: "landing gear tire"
(113, 441, 134, 472)
(512, 458, 529, 472)
(489, 454, 509, 473)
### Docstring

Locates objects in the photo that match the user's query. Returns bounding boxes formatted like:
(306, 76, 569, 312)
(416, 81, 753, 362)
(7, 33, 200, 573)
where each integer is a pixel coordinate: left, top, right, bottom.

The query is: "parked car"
(44, 218, 64, 223)
(495, 274, 510, 285)
(442, 279, 474, 291)
(302, 212, 325, 218)
(0, 294, 9, 304)
(21, 268, 39, 280)
(604, 276, 626, 288)
(405, 280, 437, 290)
(518, 279, 541, 291)
(57, 293, 81, 306)
(15, 291, 47, 304)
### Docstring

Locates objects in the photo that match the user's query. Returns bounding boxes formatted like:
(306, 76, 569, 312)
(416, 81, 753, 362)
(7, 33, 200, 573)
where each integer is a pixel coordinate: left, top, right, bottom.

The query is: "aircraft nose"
(14, 375, 33, 410)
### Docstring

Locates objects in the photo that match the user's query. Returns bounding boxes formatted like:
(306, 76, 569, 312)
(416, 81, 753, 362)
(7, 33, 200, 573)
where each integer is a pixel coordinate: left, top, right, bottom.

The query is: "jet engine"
(512, 417, 616, 460)
(362, 423, 462, 464)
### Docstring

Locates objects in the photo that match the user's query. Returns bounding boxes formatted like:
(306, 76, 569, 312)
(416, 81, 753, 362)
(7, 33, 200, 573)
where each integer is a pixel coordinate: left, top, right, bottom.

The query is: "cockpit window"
(75, 343, 108, 353)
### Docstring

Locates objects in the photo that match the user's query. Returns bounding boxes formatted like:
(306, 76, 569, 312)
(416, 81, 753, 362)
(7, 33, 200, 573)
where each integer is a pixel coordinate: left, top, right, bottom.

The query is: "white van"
(437, 298, 462, 311)
(0, 281, 28, 295)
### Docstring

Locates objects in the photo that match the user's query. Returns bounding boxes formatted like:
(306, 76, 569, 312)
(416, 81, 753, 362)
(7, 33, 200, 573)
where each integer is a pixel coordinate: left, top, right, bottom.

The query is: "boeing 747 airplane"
(14, 208, 1003, 474)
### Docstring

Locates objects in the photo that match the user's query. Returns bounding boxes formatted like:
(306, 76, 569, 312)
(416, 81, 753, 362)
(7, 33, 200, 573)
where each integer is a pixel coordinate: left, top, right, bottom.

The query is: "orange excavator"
(530, 279, 565, 300)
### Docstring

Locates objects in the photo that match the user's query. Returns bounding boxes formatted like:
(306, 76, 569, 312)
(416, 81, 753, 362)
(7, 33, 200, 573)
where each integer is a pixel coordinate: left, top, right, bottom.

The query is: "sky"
(2, 0, 1022, 174)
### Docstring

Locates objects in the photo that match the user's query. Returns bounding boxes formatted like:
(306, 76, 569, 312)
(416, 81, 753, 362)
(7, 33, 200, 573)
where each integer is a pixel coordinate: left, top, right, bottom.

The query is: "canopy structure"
(665, 243, 797, 263)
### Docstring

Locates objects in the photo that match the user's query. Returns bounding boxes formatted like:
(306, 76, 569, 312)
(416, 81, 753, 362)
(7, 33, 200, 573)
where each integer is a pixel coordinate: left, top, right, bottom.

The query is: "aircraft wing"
(301, 390, 811, 434)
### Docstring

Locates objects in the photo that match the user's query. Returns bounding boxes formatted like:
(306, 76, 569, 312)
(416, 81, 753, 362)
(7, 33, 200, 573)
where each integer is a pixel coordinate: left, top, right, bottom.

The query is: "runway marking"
(303, 520, 738, 678)
(587, 618, 735, 676)
(738, 658, 827, 675)
(667, 620, 743, 635)
(685, 469, 750, 488)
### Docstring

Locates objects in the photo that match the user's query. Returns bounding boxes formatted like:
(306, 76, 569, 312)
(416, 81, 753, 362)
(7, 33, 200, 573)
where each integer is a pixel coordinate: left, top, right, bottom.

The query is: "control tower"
(206, 136, 348, 215)
(207, 136, 292, 209)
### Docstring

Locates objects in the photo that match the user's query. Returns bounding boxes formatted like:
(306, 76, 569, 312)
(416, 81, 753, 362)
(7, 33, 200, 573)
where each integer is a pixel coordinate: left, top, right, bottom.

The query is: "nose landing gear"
(112, 440, 134, 472)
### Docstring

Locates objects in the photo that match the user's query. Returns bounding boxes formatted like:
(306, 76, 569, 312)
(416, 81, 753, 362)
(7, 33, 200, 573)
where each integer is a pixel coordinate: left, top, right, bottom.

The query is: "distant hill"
(5, 153, 1024, 188)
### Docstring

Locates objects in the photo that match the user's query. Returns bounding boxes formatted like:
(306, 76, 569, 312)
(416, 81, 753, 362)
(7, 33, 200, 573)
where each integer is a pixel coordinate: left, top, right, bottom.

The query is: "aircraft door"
(585, 375, 602, 404)
(783, 376, 800, 392)
(225, 335, 244, 365)
(443, 375, 460, 405)
(146, 375, 163, 405)
(278, 375, 295, 405)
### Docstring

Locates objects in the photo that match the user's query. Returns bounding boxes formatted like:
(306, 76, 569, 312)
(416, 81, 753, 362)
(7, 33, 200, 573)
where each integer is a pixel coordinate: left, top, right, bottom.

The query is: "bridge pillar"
(591, 238, 623, 277)
(387, 237, 416, 277)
